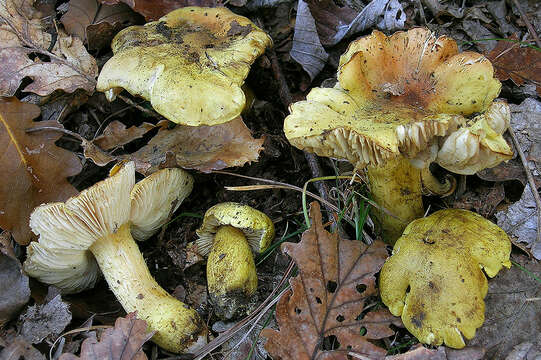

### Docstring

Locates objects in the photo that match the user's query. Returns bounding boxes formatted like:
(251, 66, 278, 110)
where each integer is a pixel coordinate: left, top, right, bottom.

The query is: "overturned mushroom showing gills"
(379, 209, 511, 348)
(283, 28, 513, 243)
(96, 7, 272, 126)
(23, 162, 207, 353)
(196, 202, 274, 319)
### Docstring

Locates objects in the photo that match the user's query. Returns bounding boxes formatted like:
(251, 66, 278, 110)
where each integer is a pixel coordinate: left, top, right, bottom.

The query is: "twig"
(511, 0, 541, 48)
(25, 126, 84, 142)
(117, 94, 164, 119)
(508, 127, 541, 249)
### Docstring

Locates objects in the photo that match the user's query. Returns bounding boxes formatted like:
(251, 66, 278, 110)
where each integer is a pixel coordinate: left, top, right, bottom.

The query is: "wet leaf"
(59, 313, 153, 360)
(99, 0, 219, 21)
(124, 117, 264, 174)
(0, 98, 82, 245)
(19, 294, 72, 344)
(0, 0, 98, 96)
(486, 35, 541, 95)
(469, 255, 541, 359)
(60, 0, 142, 50)
(262, 202, 394, 360)
(0, 233, 30, 327)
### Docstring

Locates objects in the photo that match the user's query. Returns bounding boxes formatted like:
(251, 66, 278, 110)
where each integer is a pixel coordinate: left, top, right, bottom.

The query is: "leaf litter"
(262, 202, 398, 360)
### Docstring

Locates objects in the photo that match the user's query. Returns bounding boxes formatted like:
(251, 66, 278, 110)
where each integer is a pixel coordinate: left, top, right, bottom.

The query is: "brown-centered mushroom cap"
(284, 28, 510, 170)
(96, 7, 272, 126)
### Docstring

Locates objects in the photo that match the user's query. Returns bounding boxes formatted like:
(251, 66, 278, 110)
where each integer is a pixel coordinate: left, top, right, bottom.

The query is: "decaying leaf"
(0, 335, 46, 360)
(19, 294, 72, 344)
(59, 312, 153, 360)
(93, 120, 156, 150)
(262, 202, 395, 360)
(0, 0, 98, 96)
(468, 255, 541, 359)
(124, 117, 264, 174)
(60, 0, 142, 50)
(99, 0, 219, 21)
(0, 233, 30, 327)
(386, 344, 485, 359)
(0, 98, 82, 245)
(486, 35, 541, 95)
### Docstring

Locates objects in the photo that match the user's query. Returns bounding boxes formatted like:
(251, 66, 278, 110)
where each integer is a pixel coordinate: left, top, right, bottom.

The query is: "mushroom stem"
(366, 157, 424, 244)
(207, 225, 257, 319)
(90, 224, 207, 353)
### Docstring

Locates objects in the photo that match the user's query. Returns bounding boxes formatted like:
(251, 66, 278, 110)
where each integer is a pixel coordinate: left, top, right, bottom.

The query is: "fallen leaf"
(504, 340, 541, 360)
(0, 335, 46, 360)
(0, 0, 98, 96)
(486, 35, 541, 95)
(19, 294, 72, 344)
(385, 344, 485, 359)
(496, 184, 539, 259)
(99, 0, 219, 21)
(290, 0, 329, 81)
(60, 0, 142, 50)
(468, 255, 541, 359)
(0, 233, 30, 327)
(0, 97, 82, 245)
(262, 202, 395, 360)
(59, 312, 153, 360)
(93, 120, 155, 150)
(124, 117, 264, 174)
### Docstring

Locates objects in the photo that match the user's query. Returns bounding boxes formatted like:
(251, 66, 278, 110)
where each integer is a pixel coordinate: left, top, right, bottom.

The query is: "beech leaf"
(0, 0, 97, 96)
(99, 0, 219, 21)
(59, 313, 154, 360)
(0, 97, 82, 245)
(93, 120, 156, 150)
(262, 202, 396, 360)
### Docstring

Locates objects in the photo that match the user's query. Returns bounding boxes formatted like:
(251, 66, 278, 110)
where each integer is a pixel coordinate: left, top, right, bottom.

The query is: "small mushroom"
(196, 202, 274, 319)
(283, 28, 513, 242)
(379, 209, 511, 348)
(96, 7, 272, 126)
(23, 162, 207, 354)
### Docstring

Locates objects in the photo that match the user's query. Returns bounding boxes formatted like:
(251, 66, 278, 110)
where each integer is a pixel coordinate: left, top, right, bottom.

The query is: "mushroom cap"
(96, 7, 272, 126)
(379, 209, 511, 348)
(284, 28, 505, 170)
(23, 162, 193, 293)
(195, 202, 274, 256)
(130, 167, 194, 241)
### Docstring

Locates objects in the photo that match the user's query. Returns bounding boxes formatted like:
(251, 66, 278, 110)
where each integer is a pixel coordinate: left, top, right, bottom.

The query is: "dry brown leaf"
(93, 120, 155, 150)
(262, 202, 395, 360)
(124, 117, 264, 174)
(99, 0, 219, 21)
(59, 313, 154, 360)
(0, 0, 97, 96)
(60, 0, 142, 50)
(486, 35, 541, 95)
(0, 97, 82, 245)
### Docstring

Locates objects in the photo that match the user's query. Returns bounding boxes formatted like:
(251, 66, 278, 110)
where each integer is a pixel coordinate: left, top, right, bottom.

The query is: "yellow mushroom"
(196, 202, 274, 319)
(96, 6, 272, 126)
(24, 162, 207, 353)
(379, 209, 511, 348)
(283, 28, 513, 243)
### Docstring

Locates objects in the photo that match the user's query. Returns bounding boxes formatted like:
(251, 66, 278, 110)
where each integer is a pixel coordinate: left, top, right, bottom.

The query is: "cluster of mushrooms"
(22, 6, 515, 355)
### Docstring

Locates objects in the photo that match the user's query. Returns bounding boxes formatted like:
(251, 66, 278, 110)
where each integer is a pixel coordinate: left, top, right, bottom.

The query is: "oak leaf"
(99, 0, 219, 21)
(0, 97, 82, 245)
(486, 35, 541, 96)
(93, 120, 156, 150)
(0, 0, 98, 96)
(262, 202, 396, 360)
(59, 313, 154, 360)
(60, 0, 142, 50)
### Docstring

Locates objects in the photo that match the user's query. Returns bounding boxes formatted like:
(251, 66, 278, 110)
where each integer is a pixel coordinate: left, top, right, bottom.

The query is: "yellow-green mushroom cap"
(195, 202, 274, 256)
(96, 7, 272, 126)
(379, 209, 511, 349)
(284, 28, 508, 170)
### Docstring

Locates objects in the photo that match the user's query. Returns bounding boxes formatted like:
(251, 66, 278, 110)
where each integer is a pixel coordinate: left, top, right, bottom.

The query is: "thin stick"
(117, 94, 164, 119)
(25, 126, 84, 141)
(508, 127, 541, 249)
(511, 0, 541, 48)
